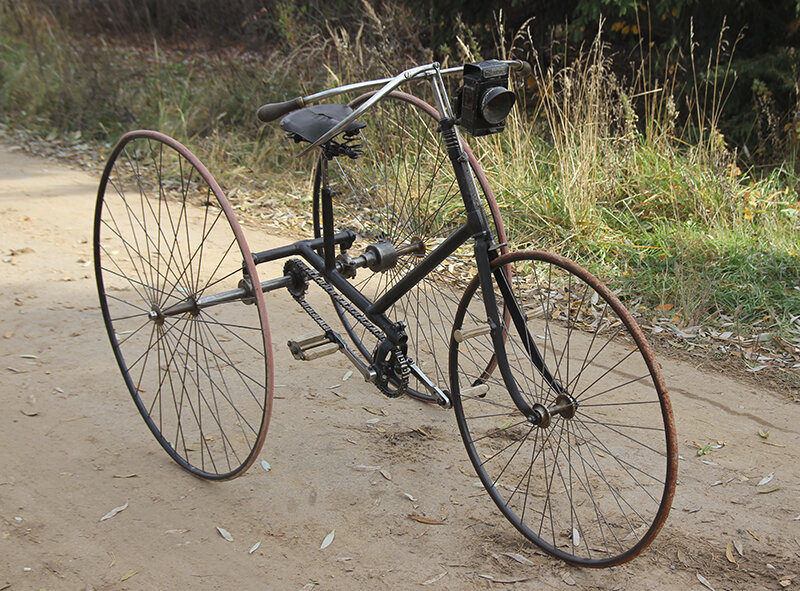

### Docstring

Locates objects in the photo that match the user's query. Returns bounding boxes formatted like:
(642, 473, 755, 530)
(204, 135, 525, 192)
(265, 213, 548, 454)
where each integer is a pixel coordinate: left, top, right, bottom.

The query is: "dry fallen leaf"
(408, 515, 446, 525)
(503, 552, 533, 565)
(100, 502, 129, 522)
(725, 541, 736, 564)
(757, 486, 781, 494)
(217, 527, 233, 542)
(403, 492, 418, 502)
(120, 570, 138, 582)
(249, 541, 261, 554)
(733, 539, 743, 556)
(758, 472, 774, 486)
(351, 465, 380, 471)
(696, 572, 716, 591)
(746, 529, 760, 541)
(422, 571, 447, 585)
(112, 474, 137, 479)
(320, 530, 335, 550)
(380, 469, 392, 481)
(759, 428, 770, 439)
(261, 460, 271, 472)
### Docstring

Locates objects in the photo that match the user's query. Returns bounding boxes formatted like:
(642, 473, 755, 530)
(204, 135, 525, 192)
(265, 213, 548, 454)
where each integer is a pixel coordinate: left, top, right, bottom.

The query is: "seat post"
(320, 152, 336, 272)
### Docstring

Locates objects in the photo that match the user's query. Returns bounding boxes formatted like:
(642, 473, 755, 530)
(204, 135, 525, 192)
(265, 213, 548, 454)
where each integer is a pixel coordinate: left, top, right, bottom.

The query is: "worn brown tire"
(95, 130, 273, 479)
(451, 250, 677, 566)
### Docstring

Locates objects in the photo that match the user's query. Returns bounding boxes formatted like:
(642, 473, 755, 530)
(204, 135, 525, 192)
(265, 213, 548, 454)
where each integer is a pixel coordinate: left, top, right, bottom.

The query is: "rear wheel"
(313, 91, 508, 402)
(451, 251, 677, 566)
(94, 130, 273, 479)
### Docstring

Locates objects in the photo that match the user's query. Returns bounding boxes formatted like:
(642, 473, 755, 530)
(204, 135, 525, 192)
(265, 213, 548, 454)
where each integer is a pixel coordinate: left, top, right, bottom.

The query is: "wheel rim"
(94, 130, 273, 480)
(451, 251, 677, 566)
(313, 91, 507, 402)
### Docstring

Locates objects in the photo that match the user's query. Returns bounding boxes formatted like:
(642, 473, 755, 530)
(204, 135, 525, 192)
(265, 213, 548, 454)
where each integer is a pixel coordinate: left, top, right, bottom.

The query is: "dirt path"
(1, 145, 798, 590)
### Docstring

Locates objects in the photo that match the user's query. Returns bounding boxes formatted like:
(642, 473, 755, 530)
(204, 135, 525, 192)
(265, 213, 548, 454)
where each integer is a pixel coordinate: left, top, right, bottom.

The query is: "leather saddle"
(280, 104, 365, 145)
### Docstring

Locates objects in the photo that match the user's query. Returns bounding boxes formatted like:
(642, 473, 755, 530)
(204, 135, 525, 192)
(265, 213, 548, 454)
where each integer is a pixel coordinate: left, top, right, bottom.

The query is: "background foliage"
(0, 0, 798, 376)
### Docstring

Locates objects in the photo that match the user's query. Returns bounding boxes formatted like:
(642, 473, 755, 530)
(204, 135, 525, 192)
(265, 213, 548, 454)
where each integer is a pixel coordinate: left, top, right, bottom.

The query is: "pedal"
(287, 334, 339, 361)
(460, 383, 489, 397)
(454, 310, 532, 343)
(453, 324, 491, 342)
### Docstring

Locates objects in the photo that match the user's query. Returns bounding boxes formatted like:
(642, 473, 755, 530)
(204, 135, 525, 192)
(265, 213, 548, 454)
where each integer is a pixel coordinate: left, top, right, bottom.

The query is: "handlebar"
(256, 60, 531, 124)
(256, 97, 306, 123)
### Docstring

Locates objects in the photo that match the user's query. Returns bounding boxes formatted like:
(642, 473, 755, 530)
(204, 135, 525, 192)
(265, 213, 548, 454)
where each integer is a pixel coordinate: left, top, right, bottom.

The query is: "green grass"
(1, 3, 798, 352)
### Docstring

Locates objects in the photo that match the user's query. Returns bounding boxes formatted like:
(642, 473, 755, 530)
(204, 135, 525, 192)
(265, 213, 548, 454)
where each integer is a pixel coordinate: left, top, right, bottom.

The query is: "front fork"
(436, 114, 573, 427)
(473, 242, 576, 427)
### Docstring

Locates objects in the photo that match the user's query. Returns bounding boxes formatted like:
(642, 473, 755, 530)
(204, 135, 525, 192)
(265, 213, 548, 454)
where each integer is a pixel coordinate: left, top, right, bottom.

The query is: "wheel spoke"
(95, 132, 271, 479)
(452, 251, 676, 566)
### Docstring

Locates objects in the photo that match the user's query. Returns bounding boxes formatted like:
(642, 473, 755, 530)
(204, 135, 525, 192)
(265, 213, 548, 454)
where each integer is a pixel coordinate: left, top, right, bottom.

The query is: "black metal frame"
(247, 114, 547, 419)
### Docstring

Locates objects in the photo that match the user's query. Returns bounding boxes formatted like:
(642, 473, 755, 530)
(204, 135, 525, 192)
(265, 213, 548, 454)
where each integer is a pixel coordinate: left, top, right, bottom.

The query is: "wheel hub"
(529, 392, 578, 429)
(148, 306, 164, 325)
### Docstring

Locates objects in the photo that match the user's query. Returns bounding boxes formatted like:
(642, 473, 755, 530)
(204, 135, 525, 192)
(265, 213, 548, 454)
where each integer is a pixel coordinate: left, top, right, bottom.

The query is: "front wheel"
(450, 251, 677, 567)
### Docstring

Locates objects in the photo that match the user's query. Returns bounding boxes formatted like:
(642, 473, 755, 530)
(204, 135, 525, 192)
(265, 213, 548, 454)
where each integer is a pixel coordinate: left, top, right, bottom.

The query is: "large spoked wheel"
(313, 90, 508, 402)
(94, 130, 273, 480)
(451, 251, 677, 566)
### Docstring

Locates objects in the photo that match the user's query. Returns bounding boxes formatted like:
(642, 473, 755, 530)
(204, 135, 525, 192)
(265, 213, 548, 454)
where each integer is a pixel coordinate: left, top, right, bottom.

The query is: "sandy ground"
(0, 145, 798, 591)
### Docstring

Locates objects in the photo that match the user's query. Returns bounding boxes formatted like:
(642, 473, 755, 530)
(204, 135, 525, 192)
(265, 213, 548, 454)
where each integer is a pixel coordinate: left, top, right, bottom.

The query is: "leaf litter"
(758, 472, 774, 486)
(409, 515, 446, 525)
(320, 530, 335, 550)
(725, 541, 736, 564)
(100, 502, 128, 521)
(217, 527, 233, 542)
(502, 552, 533, 565)
(696, 573, 716, 591)
(120, 570, 137, 582)
(422, 571, 447, 585)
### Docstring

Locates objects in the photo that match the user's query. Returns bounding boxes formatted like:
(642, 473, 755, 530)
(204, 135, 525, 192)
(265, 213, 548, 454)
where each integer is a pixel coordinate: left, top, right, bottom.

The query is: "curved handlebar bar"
(256, 59, 531, 129)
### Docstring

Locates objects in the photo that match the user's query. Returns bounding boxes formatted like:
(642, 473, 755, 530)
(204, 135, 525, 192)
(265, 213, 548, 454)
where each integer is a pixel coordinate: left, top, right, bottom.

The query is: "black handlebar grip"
(515, 60, 532, 78)
(256, 97, 305, 122)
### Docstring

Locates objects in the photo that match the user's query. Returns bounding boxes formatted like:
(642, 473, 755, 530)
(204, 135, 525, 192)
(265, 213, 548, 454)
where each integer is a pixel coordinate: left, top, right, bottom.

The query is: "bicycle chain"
(284, 259, 410, 396)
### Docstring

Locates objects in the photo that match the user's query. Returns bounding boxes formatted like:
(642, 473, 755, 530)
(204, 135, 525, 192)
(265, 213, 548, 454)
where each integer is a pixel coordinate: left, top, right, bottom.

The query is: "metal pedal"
(453, 324, 491, 342)
(460, 383, 489, 397)
(288, 334, 339, 361)
(453, 310, 532, 343)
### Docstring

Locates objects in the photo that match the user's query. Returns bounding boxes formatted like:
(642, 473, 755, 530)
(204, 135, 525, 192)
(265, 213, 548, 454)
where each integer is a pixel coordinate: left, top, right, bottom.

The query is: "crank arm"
(327, 331, 377, 383)
(408, 363, 451, 408)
